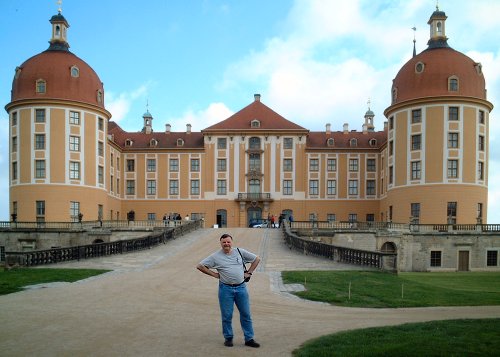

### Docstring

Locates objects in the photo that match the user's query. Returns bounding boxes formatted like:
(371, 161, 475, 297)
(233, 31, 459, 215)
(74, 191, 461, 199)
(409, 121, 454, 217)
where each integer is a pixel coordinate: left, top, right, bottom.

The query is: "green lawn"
(293, 318, 500, 357)
(0, 268, 110, 295)
(282, 271, 500, 308)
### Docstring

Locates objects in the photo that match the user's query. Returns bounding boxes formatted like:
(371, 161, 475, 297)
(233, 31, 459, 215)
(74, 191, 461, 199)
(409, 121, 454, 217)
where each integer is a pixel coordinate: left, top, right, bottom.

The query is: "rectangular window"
(389, 116, 394, 130)
(411, 161, 421, 180)
(127, 159, 135, 172)
(98, 117, 104, 131)
(327, 158, 337, 171)
(366, 159, 376, 172)
(366, 180, 376, 195)
(170, 158, 179, 172)
(70, 201, 80, 221)
(191, 180, 200, 195)
(478, 162, 484, 180)
(217, 158, 227, 172)
(110, 153, 114, 167)
(430, 251, 442, 267)
(447, 160, 458, 178)
(116, 178, 120, 194)
(283, 137, 293, 149)
(217, 138, 227, 149)
(12, 112, 17, 126)
(389, 141, 394, 156)
(35, 109, 46, 123)
(98, 141, 104, 156)
(309, 159, 319, 171)
(327, 180, 337, 195)
(478, 135, 485, 151)
(487, 251, 498, 267)
(217, 180, 226, 195)
(36, 133, 47, 149)
(349, 159, 359, 171)
(12, 162, 17, 180)
(191, 159, 200, 172)
(309, 180, 319, 195)
(283, 159, 293, 172)
(69, 136, 80, 151)
(126, 180, 135, 195)
(349, 180, 358, 195)
(147, 159, 156, 172)
(449, 106, 459, 121)
(327, 214, 336, 222)
(411, 109, 422, 124)
(477, 203, 483, 219)
(69, 161, 80, 179)
(389, 166, 394, 184)
(117, 157, 120, 170)
(479, 110, 485, 124)
(69, 111, 80, 125)
(147, 213, 156, 221)
(98, 166, 104, 184)
(411, 134, 421, 150)
(110, 175, 114, 192)
(147, 180, 156, 195)
(36, 200, 45, 217)
(170, 180, 179, 195)
(448, 132, 459, 148)
(348, 213, 358, 223)
(447, 201, 457, 224)
(35, 160, 46, 178)
(283, 180, 293, 195)
(366, 214, 375, 222)
(12, 137, 17, 152)
(411, 203, 420, 223)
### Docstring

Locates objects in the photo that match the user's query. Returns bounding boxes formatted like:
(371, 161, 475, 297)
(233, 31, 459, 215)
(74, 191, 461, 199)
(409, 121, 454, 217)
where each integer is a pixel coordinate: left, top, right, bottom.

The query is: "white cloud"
(166, 102, 234, 132)
(106, 84, 150, 122)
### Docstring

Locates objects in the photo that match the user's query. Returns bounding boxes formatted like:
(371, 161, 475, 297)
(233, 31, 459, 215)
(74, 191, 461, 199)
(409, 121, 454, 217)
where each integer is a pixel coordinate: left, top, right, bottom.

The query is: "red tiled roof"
(108, 121, 204, 150)
(307, 130, 387, 149)
(203, 98, 308, 133)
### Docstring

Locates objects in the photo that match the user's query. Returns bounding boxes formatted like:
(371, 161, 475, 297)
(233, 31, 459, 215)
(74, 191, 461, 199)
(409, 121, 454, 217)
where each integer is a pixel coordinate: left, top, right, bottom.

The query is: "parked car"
(249, 219, 268, 228)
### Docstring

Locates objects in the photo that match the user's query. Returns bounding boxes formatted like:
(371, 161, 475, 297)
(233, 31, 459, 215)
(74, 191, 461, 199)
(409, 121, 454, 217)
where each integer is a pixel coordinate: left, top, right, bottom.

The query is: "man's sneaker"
(224, 339, 233, 347)
(244, 339, 260, 348)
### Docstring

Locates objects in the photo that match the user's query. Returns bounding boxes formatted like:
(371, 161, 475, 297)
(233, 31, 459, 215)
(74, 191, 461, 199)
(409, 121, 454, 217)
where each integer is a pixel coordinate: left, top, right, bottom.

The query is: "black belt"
(221, 281, 245, 287)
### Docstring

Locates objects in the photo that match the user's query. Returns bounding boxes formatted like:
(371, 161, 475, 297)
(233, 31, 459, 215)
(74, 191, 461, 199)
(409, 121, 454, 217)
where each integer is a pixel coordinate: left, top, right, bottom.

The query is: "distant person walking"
(196, 233, 261, 348)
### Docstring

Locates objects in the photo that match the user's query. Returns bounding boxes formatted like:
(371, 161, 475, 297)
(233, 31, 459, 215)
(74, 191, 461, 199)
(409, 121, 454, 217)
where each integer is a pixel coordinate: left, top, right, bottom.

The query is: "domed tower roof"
(388, 7, 489, 108)
(8, 11, 106, 109)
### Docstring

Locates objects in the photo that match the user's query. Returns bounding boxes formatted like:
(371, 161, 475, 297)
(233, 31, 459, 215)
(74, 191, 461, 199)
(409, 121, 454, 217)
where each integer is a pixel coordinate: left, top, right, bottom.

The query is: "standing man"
(196, 233, 261, 348)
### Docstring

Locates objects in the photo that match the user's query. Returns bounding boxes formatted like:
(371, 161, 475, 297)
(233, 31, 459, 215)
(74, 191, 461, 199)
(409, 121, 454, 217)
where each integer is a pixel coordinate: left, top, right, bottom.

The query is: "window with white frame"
(309, 159, 319, 171)
(147, 159, 156, 172)
(349, 159, 358, 171)
(411, 109, 422, 124)
(366, 180, 376, 195)
(448, 132, 459, 148)
(217, 158, 226, 171)
(69, 161, 80, 179)
(478, 161, 484, 180)
(283, 180, 293, 195)
(217, 138, 227, 149)
(69, 136, 80, 151)
(327, 214, 336, 222)
(126, 180, 135, 195)
(283, 159, 293, 172)
(69, 111, 80, 125)
(35, 109, 46, 123)
(98, 166, 104, 184)
(169, 180, 179, 195)
(411, 134, 421, 150)
(327, 159, 336, 171)
(411, 161, 421, 180)
(447, 160, 458, 178)
(449, 106, 459, 121)
(283, 137, 293, 149)
(348, 180, 358, 195)
(309, 180, 319, 195)
(367, 159, 376, 172)
(191, 180, 200, 195)
(70, 201, 80, 221)
(35, 160, 46, 178)
(217, 180, 226, 195)
(478, 135, 485, 151)
(170, 158, 179, 172)
(147, 180, 156, 195)
(327, 180, 336, 195)
(191, 159, 200, 172)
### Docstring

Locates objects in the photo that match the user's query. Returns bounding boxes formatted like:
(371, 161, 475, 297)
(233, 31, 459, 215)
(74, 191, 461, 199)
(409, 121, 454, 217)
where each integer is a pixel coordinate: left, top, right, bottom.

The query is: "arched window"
(97, 90, 103, 103)
(392, 87, 398, 103)
(177, 138, 184, 147)
(36, 79, 46, 93)
(55, 25, 61, 37)
(327, 138, 335, 146)
(125, 139, 133, 147)
(251, 119, 260, 128)
(350, 138, 357, 147)
(415, 62, 425, 74)
(369, 138, 377, 147)
(249, 137, 261, 149)
(70, 66, 80, 78)
(448, 76, 459, 92)
(150, 139, 158, 147)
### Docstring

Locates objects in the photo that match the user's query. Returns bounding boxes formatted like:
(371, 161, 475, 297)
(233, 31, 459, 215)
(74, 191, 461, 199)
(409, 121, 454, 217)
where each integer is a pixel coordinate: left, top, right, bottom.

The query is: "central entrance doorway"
(247, 207, 262, 227)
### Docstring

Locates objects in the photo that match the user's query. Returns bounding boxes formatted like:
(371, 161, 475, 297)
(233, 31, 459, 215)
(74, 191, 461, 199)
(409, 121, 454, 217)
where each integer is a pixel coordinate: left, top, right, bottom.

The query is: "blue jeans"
(218, 282, 254, 341)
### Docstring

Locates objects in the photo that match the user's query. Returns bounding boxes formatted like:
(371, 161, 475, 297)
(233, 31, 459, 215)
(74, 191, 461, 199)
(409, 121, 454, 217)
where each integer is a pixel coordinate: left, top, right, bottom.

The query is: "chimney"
(186, 124, 191, 134)
(362, 123, 368, 134)
(165, 124, 171, 133)
(326, 123, 331, 135)
(343, 123, 349, 134)
(254, 93, 261, 102)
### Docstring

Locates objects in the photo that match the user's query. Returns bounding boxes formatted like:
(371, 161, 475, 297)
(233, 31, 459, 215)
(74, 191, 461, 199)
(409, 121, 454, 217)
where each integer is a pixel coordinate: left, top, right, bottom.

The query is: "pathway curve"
(1, 228, 499, 357)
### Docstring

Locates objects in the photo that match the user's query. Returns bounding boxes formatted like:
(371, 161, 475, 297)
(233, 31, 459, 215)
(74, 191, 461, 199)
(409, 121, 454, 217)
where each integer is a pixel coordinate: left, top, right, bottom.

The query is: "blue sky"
(1, 0, 500, 223)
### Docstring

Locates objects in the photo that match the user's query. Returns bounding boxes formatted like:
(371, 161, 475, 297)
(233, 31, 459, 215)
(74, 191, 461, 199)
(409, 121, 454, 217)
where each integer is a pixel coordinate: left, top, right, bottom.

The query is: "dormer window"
(350, 138, 357, 147)
(97, 90, 103, 103)
(415, 62, 425, 74)
(70, 65, 80, 78)
(369, 138, 377, 147)
(15, 67, 21, 79)
(251, 119, 261, 128)
(475, 63, 483, 75)
(36, 79, 46, 93)
(448, 76, 459, 92)
(150, 139, 158, 147)
(125, 139, 133, 147)
(327, 138, 334, 146)
(177, 138, 184, 147)
(392, 87, 398, 103)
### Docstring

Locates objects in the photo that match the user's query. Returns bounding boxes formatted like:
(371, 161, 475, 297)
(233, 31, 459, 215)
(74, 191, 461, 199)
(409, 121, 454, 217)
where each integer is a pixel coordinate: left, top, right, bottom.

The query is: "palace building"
(6, 7, 493, 228)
